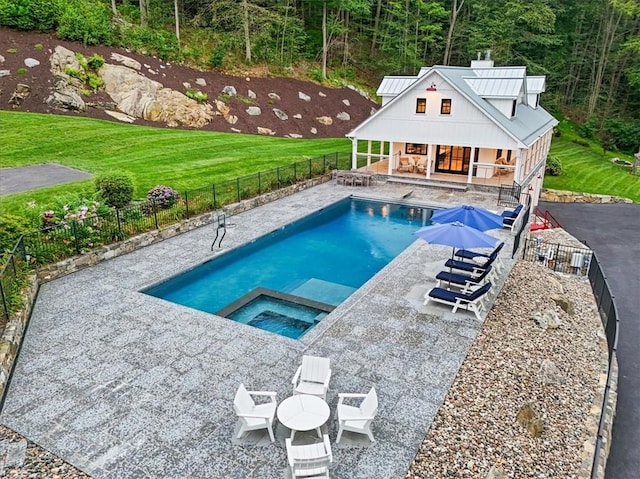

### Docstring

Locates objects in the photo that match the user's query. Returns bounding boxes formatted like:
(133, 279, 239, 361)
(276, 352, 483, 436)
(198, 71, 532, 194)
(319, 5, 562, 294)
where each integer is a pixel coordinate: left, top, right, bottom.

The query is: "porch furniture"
(292, 355, 331, 400)
(233, 383, 278, 442)
(277, 394, 330, 440)
(398, 157, 413, 172)
(444, 247, 502, 276)
(455, 241, 504, 262)
(502, 204, 523, 229)
(336, 387, 378, 444)
(415, 157, 427, 173)
(333, 170, 374, 187)
(423, 281, 493, 320)
(435, 265, 494, 292)
(286, 434, 333, 478)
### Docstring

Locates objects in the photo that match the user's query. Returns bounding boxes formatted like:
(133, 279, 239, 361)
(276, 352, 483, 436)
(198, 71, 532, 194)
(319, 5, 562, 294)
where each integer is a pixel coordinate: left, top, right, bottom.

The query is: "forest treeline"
(1, 0, 640, 153)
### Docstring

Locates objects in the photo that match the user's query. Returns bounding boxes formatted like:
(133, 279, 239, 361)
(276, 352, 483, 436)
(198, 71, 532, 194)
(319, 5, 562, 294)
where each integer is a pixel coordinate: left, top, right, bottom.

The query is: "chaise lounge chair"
(455, 241, 504, 262)
(444, 250, 499, 276)
(435, 266, 494, 291)
(423, 281, 492, 320)
(502, 204, 523, 229)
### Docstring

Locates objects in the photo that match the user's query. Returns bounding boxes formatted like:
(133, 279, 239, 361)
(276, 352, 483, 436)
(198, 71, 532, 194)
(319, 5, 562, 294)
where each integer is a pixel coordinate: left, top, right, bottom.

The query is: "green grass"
(0, 111, 350, 214)
(544, 118, 639, 202)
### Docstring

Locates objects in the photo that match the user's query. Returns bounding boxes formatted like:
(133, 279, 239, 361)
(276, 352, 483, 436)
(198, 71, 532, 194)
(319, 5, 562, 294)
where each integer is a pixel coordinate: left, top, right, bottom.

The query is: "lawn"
(0, 111, 350, 214)
(545, 134, 639, 203)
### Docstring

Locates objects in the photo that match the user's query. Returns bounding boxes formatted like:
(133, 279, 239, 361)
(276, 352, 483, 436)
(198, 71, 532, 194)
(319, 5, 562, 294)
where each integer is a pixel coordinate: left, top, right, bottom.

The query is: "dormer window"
(416, 98, 426, 113)
(440, 99, 451, 115)
(511, 100, 517, 117)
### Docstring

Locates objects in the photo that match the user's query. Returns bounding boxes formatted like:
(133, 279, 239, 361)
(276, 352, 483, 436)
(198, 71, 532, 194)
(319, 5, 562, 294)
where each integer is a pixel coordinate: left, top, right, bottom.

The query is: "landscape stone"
(104, 110, 136, 123)
(298, 91, 311, 102)
(46, 88, 86, 111)
(268, 92, 280, 100)
(110, 52, 141, 70)
(9, 83, 31, 106)
(485, 465, 507, 479)
(287, 133, 303, 138)
(516, 403, 544, 437)
(24, 58, 40, 68)
(225, 114, 238, 125)
(550, 294, 574, 315)
(248, 89, 256, 99)
(0, 54, 5, 63)
(144, 63, 150, 68)
(293, 114, 302, 119)
(530, 309, 561, 330)
(342, 99, 350, 106)
(215, 100, 230, 116)
(222, 85, 237, 96)
(316, 116, 332, 126)
(183, 81, 191, 89)
(0, 70, 9, 78)
(148, 69, 157, 75)
(336, 111, 350, 121)
(370, 107, 377, 115)
(231, 127, 242, 133)
(246, 106, 261, 116)
(318, 91, 326, 97)
(273, 108, 288, 121)
(538, 358, 564, 385)
(310, 127, 317, 134)
(50, 46, 81, 75)
(257, 127, 275, 135)
(195, 78, 206, 86)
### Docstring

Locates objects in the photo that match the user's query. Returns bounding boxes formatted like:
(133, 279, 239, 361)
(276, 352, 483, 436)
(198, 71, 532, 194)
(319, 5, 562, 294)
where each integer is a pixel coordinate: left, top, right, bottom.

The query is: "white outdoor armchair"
(286, 433, 333, 478)
(336, 387, 378, 444)
(233, 383, 277, 442)
(292, 355, 331, 400)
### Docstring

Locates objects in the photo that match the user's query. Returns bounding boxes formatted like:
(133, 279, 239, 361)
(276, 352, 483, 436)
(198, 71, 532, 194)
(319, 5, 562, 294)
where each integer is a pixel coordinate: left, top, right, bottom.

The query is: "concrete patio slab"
(0, 181, 514, 478)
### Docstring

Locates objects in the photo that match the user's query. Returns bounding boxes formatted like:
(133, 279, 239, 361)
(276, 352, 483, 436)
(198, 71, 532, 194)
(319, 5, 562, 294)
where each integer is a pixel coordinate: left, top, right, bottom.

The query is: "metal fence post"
(116, 209, 123, 240)
(153, 201, 159, 230)
(184, 190, 189, 218)
(309, 158, 312, 178)
(71, 221, 81, 254)
(212, 184, 217, 208)
(0, 280, 8, 321)
(236, 178, 241, 202)
(277, 167, 281, 188)
(293, 163, 297, 182)
(258, 172, 261, 194)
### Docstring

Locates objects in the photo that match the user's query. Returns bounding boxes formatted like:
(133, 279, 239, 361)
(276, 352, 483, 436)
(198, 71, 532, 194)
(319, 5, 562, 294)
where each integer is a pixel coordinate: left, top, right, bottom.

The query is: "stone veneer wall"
(541, 189, 634, 204)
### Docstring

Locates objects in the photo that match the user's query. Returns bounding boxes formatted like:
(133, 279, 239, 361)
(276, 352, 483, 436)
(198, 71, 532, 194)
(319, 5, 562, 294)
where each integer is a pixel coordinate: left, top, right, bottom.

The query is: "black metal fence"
(510, 199, 531, 258)
(588, 253, 619, 478)
(498, 181, 521, 207)
(0, 237, 29, 322)
(521, 238, 593, 275)
(20, 152, 352, 265)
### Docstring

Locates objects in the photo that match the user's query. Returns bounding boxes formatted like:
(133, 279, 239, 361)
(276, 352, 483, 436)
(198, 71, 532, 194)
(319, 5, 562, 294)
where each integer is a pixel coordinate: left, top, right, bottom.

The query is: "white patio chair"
(286, 434, 332, 478)
(233, 383, 277, 442)
(336, 387, 378, 444)
(292, 355, 331, 400)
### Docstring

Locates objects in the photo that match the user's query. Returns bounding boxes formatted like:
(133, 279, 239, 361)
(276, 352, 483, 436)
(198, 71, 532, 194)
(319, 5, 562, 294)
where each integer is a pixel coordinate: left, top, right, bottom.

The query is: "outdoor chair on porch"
(336, 387, 378, 444)
(444, 251, 500, 276)
(286, 434, 333, 478)
(423, 281, 493, 320)
(398, 158, 413, 173)
(292, 355, 332, 400)
(435, 265, 495, 292)
(233, 383, 278, 442)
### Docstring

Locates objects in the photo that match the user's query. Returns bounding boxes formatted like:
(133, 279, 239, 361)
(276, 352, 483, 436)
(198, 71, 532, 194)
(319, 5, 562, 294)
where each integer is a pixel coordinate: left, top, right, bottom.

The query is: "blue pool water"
(144, 198, 433, 338)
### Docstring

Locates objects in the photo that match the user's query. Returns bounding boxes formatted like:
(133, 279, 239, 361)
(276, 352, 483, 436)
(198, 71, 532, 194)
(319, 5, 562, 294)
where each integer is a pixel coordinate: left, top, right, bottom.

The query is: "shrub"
(0, 0, 61, 31)
(119, 24, 181, 61)
(57, 0, 114, 45)
(545, 155, 563, 176)
(95, 174, 134, 208)
(34, 43, 44, 50)
(0, 214, 34, 254)
(6, 48, 17, 54)
(572, 138, 590, 147)
(87, 72, 104, 89)
(185, 88, 208, 103)
(16, 68, 27, 74)
(86, 53, 105, 70)
(147, 185, 180, 209)
(209, 49, 225, 68)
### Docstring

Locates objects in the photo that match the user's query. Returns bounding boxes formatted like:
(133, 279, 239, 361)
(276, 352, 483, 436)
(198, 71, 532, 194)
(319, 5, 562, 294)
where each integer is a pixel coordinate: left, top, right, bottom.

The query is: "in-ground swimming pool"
(143, 197, 434, 338)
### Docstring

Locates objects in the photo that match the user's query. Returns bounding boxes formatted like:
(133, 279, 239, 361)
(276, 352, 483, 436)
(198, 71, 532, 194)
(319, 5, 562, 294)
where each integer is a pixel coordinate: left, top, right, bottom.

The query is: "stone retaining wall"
(36, 176, 329, 282)
(0, 276, 37, 402)
(541, 189, 633, 204)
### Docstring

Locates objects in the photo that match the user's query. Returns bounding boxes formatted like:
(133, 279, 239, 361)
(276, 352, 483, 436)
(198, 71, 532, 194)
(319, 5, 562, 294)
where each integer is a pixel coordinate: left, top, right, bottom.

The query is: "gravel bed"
(406, 259, 606, 478)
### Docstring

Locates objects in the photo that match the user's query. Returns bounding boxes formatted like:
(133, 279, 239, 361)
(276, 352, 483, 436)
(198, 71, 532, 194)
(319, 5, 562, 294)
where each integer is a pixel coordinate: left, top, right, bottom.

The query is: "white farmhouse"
(346, 52, 558, 205)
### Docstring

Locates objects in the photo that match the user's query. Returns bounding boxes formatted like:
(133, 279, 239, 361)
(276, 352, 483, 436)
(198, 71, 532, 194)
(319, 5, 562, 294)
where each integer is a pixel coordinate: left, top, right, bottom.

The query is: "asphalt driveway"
(539, 201, 640, 479)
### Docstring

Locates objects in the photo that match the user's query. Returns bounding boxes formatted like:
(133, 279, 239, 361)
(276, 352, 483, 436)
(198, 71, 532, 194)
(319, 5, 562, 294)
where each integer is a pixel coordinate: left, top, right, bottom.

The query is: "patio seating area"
(0, 181, 514, 478)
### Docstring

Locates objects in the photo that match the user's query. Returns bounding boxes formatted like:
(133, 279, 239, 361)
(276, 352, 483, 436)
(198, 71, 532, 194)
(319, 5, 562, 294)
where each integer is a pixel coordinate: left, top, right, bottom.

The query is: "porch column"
(388, 142, 395, 175)
(426, 143, 432, 179)
(514, 149, 523, 183)
(380, 141, 385, 173)
(351, 138, 358, 170)
(467, 147, 476, 184)
(367, 140, 372, 168)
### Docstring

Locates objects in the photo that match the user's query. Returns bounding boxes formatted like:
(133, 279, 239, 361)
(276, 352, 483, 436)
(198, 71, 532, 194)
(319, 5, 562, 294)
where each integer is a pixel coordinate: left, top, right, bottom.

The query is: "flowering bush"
(147, 185, 180, 209)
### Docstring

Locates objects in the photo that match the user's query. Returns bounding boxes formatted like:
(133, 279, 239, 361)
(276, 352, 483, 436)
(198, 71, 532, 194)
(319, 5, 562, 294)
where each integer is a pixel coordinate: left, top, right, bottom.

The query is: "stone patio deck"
(0, 181, 515, 479)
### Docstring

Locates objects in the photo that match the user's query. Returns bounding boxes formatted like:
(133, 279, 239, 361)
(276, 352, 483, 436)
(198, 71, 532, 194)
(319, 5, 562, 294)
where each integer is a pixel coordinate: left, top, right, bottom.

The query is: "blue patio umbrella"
(430, 205, 503, 232)
(413, 221, 499, 259)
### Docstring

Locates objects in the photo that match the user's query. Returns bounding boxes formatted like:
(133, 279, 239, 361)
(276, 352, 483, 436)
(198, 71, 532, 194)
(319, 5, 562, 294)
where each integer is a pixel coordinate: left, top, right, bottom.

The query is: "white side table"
(277, 394, 330, 441)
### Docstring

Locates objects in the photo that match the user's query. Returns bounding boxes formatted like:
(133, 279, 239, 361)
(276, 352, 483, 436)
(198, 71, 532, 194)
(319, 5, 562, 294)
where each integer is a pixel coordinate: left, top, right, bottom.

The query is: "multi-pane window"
(416, 98, 426, 113)
(440, 99, 451, 114)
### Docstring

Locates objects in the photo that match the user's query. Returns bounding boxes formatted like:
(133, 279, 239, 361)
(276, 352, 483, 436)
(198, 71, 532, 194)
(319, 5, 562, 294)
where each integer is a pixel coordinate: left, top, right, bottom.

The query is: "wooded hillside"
(1, 0, 640, 151)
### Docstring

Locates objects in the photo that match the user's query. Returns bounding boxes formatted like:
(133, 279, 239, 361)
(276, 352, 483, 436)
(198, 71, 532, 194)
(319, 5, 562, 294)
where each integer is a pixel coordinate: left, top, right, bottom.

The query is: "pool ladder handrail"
(211, 213, 227, 250)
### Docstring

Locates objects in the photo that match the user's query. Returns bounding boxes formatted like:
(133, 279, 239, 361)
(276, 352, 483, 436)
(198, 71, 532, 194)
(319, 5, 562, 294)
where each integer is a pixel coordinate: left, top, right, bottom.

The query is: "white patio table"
(277, 394, 330, 441)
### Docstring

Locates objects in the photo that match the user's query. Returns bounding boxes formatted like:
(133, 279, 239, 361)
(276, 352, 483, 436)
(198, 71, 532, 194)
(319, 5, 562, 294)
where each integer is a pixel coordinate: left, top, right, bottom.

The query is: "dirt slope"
(0, 28, 379, 138)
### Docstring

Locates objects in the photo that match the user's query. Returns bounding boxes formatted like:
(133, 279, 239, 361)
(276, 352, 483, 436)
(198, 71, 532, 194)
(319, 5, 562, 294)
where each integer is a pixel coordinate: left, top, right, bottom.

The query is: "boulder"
(310, 127, 317, 134)
(195, 78, 206, 86)
(50, 46, 81, 75)
(24, 58, 40, 68)
(298, 91, 311, 102)
(225, 114, 238, 125)
(246, 106, 261, 116)
(215, 100, 230, 116)
(0, 54, 5, 63)
(46, 88, 85, 111)
(342, 99, 350, 106)
(316, 116, 333, 126)
(273, 108, 288, 121)
(9, 83, 31, 106)
(550, 294, 575, 315)
(104, 110, 135, 123)
(0, 70, 9, 78)
(153, 88, 215, 128)
(293, 114, 302, 119)
(222, 85, 237, 96)
(516, 403, 544, 437)
(268, 92, 281, 101)
(248, 89, 256, 99)
(530, 309, 561, 330)
(110, 53, 141, 70)
(257, 127, 275, 136)
(336, 112, 350, 121)
(287, 133, 303, 138)
(485, 466, 507, 479)
(537, 358, 564, 385)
